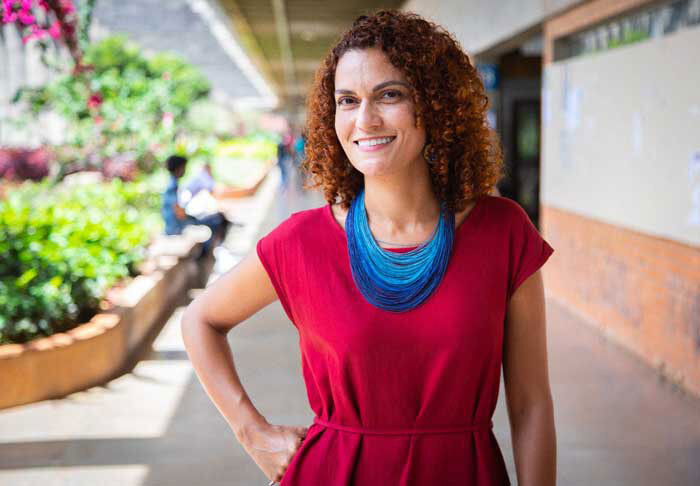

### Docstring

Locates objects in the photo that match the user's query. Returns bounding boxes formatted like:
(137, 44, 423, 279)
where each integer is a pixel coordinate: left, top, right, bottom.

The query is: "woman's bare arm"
(180, 250, 307, 482)
(503, 270, 557, 486)
(181, 249, 276, 436)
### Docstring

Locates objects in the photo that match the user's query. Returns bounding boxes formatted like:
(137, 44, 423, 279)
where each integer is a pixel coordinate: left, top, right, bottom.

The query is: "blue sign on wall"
(476, 63, 499, 91)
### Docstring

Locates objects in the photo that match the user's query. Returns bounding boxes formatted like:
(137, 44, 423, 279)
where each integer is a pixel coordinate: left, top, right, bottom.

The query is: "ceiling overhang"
(218, 0, 405, 112)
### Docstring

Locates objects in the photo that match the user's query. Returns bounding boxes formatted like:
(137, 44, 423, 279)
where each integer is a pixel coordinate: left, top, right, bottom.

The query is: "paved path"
(1, 168, 699, 485)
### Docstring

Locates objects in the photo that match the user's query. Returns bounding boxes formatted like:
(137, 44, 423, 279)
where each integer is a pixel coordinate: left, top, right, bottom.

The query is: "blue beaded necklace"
(346, 187, 455, 312)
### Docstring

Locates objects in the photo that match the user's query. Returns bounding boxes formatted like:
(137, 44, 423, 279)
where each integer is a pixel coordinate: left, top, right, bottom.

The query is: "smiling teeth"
(357, 137, 394, 147)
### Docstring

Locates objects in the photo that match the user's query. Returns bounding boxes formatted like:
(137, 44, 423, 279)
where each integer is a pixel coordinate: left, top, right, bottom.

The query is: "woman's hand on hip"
(238, 420, 308, 483)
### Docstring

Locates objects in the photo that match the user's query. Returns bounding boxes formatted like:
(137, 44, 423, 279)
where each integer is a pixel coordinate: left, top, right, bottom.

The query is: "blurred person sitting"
(181, 162, 220, 221)
(161, 155, 229, 252)
(184, 162, 215, 198)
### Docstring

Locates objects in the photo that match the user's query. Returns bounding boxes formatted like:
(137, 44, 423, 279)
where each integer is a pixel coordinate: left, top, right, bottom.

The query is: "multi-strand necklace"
(345, 187, 455, 312)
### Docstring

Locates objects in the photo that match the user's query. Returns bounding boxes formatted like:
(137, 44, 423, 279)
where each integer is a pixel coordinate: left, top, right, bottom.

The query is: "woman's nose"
(355, 100, 382, 130)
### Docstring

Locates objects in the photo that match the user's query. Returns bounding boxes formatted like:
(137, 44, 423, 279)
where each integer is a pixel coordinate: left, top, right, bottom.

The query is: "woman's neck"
(362, 163, 440, 238)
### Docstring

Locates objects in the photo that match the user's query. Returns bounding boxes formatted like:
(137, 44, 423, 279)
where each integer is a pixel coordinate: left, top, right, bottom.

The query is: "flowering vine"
(1, 0, 93, 74)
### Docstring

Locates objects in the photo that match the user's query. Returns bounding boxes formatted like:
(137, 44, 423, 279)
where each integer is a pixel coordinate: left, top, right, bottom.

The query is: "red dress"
(256, 195, 554, 485)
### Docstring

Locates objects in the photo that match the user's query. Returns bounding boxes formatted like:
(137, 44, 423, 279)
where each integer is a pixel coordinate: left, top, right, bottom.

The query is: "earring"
(423, 144, 434, 164)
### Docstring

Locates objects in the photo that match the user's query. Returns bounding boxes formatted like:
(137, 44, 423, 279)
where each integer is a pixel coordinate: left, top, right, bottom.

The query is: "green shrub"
(0, 177, 162, 344)
(215, 133, 277, 161)
(209, 134, 277, 187)
(20, 36, 211, 175)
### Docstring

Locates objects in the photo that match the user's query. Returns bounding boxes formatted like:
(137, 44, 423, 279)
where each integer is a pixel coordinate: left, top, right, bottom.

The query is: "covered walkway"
(1, 172, 698, 486)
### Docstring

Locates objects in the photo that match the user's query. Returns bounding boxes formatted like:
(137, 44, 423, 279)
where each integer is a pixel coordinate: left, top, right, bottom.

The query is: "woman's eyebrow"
(334, 80, 410, 95)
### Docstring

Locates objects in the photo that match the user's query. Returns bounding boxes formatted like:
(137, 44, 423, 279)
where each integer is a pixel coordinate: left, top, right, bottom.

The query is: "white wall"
(402, 0, 582, 54)
(541, 25, 700, 247)
(0, 24, 68, 147)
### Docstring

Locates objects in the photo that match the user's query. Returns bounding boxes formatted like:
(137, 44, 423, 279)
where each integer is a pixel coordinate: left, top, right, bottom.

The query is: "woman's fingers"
(244, 423, 309, 483)
(286, 427, 307, 449)
(277, 427, 307, 480)
(292, 426, 308, 443)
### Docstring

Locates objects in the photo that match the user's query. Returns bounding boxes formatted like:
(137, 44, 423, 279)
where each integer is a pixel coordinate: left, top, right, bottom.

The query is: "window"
(554, 0, 700, 61)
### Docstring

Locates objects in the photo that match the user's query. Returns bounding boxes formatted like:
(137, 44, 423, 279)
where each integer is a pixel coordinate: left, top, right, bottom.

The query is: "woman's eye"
(337, 97, 356, 106)
(382, 90, 402, 100)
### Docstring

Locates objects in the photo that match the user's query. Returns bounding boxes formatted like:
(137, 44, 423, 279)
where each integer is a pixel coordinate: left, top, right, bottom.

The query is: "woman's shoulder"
(479, 194, 531, 223)
(290, 204, 330, 228)
(263, 205, 331, 241)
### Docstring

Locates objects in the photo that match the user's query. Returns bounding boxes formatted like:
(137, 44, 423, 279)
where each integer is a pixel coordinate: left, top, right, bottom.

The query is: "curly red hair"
(301, 10, 504, 212)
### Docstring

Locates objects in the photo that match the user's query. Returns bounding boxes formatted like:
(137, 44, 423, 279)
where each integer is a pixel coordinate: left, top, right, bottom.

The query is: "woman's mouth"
(354, 136, 396, 152)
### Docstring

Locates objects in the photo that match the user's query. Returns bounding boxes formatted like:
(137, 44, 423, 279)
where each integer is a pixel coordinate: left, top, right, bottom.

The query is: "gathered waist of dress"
(312, 417, 493, 436)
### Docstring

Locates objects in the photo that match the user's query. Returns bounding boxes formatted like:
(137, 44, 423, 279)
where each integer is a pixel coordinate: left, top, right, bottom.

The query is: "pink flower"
(3, 11, 18, 23)
(48, 19, 60, 38)
(2, 0, 18, 23)
(22, 24, 47, 43)
(18, 10, 35, 25)
(87, 92, 103, 109)
(162, 112, 174, 129)
(59, 0, 74, 14)
(3, 0, 36, 25)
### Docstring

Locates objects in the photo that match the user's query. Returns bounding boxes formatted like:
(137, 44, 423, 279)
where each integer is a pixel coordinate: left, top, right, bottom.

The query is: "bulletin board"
(541, 25, 700, 247)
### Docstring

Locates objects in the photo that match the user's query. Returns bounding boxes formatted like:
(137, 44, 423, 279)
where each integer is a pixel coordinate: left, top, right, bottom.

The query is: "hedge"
(0, 177, 162, 344)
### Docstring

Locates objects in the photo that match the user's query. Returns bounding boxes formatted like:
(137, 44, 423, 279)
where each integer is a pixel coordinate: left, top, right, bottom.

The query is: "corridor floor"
(1, 173, 698, 485)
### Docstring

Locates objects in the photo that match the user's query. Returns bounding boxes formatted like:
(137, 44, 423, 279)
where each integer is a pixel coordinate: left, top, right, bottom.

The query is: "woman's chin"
(350, 159, 399, 178)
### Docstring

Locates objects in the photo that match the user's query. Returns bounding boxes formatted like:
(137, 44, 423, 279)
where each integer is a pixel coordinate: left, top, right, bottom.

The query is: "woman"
(181, 10, 556, 486)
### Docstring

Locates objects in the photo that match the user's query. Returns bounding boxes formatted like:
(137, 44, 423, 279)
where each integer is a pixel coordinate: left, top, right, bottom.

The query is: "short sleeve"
(507, 203, 555, 301)
(256, 218, 298, 326)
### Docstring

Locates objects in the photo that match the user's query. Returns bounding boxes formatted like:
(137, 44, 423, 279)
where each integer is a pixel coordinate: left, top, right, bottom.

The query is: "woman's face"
(334, 48, 426, 178)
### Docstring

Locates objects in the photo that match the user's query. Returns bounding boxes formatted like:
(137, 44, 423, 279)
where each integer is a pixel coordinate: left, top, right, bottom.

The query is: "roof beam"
(213, 0, 281, 100)
(271, 0, 296, 96)
(269, 58, 320, 72)
(254, 20, 349, 37)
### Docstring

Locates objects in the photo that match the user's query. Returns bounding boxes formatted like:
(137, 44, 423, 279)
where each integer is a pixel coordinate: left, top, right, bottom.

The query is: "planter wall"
(0, 230, 212, 410)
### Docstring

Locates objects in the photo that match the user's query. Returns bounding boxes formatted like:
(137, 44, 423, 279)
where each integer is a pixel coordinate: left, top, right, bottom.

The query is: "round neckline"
(325, 195, 486, 252)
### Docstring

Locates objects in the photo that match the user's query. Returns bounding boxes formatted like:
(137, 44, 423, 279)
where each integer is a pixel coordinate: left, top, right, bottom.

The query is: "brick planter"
(0, 227, 213, 411)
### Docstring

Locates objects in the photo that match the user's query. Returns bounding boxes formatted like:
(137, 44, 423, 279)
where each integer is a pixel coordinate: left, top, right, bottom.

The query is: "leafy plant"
(17, 35, 211, 175)
(216, 133, 277, 161)
(608, 29, 649, 49)
(0, 176, 162, 344)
